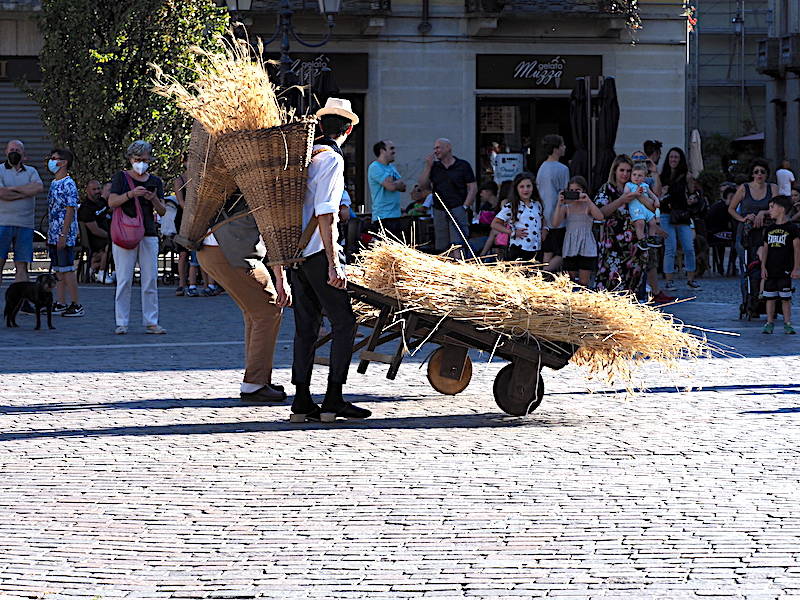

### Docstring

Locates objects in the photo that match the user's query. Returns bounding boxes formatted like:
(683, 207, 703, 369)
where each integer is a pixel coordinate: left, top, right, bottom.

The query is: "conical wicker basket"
(175, 120, 237, 250)
(215, 119, 316, 266)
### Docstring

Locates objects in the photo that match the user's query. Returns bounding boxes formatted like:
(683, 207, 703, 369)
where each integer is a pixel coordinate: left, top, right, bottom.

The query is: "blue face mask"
(48, 159, 61, 174)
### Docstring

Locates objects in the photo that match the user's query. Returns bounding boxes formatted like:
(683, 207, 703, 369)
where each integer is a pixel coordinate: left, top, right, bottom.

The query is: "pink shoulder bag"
(110, 172, 145, 249)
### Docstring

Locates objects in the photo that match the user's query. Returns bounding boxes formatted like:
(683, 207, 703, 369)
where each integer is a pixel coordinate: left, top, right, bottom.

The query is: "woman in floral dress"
(594, 155, 654, 294)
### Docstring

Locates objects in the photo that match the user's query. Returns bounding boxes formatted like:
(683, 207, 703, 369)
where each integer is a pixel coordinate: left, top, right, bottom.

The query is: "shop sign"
(0, 57, 41, 82)
(265, 52, 368, 90)
(476, 54, 602, 90)
(493, 153, 524, 184)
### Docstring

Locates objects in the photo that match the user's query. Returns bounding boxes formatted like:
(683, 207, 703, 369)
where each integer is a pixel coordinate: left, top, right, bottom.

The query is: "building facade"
(1, 0, 689, 214)
(757, 0, 800, 167)
(251, 0, 690, 207)
(689, 0, 770, 140)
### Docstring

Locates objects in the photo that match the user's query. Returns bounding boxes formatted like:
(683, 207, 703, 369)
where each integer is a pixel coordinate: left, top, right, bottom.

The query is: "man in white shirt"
(776, 160, 795, 197)
(290, 98, 370, 424)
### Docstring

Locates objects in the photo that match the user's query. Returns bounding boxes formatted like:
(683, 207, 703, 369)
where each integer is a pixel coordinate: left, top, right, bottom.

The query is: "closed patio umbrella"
(592, 77, 620, 191)
(569, 78, 590, 184)
(688, 128, 704, 179)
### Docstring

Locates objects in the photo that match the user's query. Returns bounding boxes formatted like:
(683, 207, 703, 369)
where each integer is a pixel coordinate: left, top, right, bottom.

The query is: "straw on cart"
(351, 239, 713, 384)
(174, 120, 238, 250)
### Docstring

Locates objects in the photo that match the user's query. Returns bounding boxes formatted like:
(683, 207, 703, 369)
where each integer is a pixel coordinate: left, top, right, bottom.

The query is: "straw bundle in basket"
(351, 239, 713, 384)
(175, 120, 238, 250)
(215, 119, 316, 266)
(152, 35, 314, 265)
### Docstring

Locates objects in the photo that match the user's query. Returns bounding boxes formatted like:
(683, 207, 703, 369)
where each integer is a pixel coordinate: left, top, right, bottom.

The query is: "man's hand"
(761, 267, 768, 280)
(271, 267, 292, 307)
(792, 268, 800, 280)
(327, 263, 347, 289)
(338, 205, 350, 223)
(57, 234, 66, 251)
(424, 153, 434, 168)
(396, 181, 407, 192)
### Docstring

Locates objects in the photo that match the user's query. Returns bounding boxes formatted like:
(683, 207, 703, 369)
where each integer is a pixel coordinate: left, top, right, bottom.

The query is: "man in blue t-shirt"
(368, 140, 406, 222)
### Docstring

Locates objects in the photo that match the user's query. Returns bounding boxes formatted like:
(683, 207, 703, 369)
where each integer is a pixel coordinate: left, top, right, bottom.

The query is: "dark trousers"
(290, 251, 356, 386)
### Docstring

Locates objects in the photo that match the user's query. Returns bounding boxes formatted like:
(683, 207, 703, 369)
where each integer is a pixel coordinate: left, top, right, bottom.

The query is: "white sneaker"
(104, 273, 116, 284)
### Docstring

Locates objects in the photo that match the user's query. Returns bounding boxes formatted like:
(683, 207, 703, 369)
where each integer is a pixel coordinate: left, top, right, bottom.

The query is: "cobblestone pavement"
(1, 277, 799, 600)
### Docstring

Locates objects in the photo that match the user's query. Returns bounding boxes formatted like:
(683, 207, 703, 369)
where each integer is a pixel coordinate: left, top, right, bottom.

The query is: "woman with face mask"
(107, 140, 167, 335)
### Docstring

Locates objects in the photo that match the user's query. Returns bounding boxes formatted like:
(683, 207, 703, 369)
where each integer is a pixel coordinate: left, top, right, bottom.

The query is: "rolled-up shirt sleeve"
(311, 152, 344, 217)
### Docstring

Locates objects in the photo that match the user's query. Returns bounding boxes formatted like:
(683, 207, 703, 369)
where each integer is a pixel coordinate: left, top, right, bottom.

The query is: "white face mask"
(47, 159, 61, 174)
(132, 161, 149, 175)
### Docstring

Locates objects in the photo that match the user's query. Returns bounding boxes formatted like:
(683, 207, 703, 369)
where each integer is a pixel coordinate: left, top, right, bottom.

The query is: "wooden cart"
(313, 283, 577, 415)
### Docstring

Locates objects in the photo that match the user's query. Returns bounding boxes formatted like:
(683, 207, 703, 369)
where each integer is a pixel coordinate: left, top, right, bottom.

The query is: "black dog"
(4, 273, 58, 330)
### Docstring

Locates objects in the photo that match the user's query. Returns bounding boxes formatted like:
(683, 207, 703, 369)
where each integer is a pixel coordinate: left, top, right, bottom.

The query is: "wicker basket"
(175, 120, 237, 250)
(215, 119, 316, 266)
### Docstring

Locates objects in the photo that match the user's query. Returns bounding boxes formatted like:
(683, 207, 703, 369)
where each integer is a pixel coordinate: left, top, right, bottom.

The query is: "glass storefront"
(475, 96, 572, 185)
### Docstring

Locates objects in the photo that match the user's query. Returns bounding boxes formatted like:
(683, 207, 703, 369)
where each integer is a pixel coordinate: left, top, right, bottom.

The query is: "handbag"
(669, 208, 692, 226)
(495, 232, 509, 247)
(111, 172, 145, 249)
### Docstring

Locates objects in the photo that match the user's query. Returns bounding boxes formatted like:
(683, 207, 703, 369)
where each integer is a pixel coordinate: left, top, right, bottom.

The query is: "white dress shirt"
(302, 145, 344, 258)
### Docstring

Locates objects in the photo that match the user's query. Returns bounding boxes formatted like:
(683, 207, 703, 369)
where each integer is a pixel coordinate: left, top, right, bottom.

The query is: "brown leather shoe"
(240, 385, 287, 403)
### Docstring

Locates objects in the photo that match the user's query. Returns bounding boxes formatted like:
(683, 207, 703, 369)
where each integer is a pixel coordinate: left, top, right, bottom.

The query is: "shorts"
(507, 245, 541, 262)
(562, 254, 597, 272)
(0, 225, 34, 263)
(762, 277, 793, 299)
(48, 244, 76, 272)
(542, 227, 566, 256)
(190, 250, 200, 267)
(628, 200, 655, 223)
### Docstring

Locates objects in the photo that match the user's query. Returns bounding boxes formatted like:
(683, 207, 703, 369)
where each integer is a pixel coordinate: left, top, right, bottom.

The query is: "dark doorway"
(476, 96, 571, 185)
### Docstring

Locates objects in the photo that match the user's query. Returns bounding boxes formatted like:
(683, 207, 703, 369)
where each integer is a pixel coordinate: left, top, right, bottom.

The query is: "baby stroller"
(738, 222, 766, 320)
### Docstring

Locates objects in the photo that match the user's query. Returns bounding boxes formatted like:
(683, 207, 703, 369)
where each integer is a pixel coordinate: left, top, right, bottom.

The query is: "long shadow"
(549, 383, 800, 396)
(0, 412, 579, 442)
(0, 394, 414, 414)
(740, 407, 800, 415)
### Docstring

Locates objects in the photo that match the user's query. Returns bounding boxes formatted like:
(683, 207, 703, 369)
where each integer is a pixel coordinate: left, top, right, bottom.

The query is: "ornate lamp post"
(261, 0, 342, 89)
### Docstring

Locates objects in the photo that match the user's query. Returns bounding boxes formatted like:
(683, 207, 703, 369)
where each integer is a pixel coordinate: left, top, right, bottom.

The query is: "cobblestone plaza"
(1, 279, 799, 599)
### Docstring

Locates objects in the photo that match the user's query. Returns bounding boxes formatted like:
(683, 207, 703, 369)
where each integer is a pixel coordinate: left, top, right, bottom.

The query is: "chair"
(77, 222, 94, 283)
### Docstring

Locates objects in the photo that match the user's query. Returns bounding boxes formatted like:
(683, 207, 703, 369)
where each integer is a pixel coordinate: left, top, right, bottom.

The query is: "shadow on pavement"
(0, 411, 579, 441)
(739, 407, 800, 415)
(0, 394, 420, 414)
(549, 383, 800, 396)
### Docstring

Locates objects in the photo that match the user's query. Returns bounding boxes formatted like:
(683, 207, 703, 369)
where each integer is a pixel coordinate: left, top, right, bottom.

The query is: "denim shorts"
(189, 250, 200, 267)
(0, 225, 34, 262)
(48, 244, 76, 273)
(628, 200, 655, 223)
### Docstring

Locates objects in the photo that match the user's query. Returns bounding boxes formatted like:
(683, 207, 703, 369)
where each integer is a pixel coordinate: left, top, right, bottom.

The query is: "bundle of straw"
(153, 35, 315, 265)
(351, 239, 711, 383)
(175, 120, 238, 250)
(152, 37, 288, 136)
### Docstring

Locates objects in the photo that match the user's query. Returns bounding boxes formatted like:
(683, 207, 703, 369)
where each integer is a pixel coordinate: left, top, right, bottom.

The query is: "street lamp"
(263, 0, 342, 90)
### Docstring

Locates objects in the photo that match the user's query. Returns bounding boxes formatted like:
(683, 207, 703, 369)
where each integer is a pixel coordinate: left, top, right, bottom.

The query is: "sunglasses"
(753, 169, 767, 174)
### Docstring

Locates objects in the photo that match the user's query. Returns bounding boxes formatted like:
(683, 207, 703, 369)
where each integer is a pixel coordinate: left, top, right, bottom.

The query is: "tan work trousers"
(197, 245, 282, 386)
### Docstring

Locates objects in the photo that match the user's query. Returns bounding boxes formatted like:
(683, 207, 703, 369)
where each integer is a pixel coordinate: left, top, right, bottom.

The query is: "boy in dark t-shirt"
(759, 195, 800, 334)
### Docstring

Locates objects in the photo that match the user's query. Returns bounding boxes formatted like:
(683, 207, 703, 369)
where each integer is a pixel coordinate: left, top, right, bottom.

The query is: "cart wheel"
(427, 347, 472, 395)
(493, 364, 545, 416)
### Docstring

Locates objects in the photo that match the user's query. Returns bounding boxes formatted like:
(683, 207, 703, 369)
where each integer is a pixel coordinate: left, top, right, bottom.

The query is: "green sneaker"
(784, 323, 796, 335)
(762, 322, 774, 334)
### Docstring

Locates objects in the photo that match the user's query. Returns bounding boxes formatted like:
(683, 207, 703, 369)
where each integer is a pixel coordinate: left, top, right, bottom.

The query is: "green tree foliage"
(30, 0, 228, 190)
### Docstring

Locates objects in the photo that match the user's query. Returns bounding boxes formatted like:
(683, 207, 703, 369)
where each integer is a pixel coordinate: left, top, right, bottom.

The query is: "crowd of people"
(367, 135, 800, 331)
(2, 129, 800, 340)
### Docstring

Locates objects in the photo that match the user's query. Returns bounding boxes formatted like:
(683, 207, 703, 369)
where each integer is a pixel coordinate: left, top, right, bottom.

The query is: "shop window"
(476, 96, 571, 187)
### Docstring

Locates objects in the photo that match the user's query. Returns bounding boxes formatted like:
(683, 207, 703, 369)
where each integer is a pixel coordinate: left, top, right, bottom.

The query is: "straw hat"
(316, 97, 359, 126)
